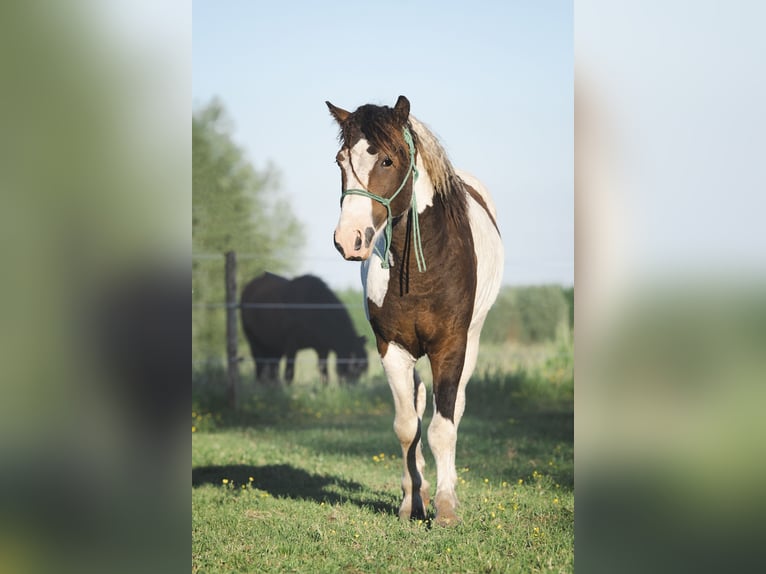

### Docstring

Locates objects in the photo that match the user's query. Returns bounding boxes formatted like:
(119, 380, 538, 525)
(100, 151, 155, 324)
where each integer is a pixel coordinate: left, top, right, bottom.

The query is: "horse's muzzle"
(334, 227, 374, 261)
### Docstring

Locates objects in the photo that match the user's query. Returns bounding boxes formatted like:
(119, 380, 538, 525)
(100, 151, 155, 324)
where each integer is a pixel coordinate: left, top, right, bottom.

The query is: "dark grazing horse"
(326, 95, 503, 525)
(240, 272, 368, 385)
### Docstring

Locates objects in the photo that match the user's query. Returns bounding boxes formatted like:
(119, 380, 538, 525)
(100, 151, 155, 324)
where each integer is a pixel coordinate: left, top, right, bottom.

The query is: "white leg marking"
(428, 411, 458, 523)
(428, 328, 482, 526)
(428, 179, 503, 526)
(381, 342, 429, 520)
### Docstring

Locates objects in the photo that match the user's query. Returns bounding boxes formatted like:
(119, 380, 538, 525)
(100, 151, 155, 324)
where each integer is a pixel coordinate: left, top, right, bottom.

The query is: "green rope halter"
(340, 127, 427, 272)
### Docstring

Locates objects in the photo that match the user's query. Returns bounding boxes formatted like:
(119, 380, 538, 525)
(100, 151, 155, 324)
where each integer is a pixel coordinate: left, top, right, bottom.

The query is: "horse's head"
(337, 335, 369, 384)
(326, 95, 416, 263)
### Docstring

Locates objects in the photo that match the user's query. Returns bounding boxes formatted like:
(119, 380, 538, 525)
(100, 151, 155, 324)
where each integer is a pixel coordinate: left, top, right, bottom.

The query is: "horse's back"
(456, 169, 498, 221)
(242, 272, 288, 303)
(241, 272, 291, 347)
(288, 274, 339, 304)
(456, 170, 504, 330)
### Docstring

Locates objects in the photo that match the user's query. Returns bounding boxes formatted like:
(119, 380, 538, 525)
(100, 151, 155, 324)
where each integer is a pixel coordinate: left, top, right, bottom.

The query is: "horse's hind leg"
(428, 328, 480, 526)
(284, 351, 296, 385)
(381, 343, 430, 521)
(249, 339, 281, 385)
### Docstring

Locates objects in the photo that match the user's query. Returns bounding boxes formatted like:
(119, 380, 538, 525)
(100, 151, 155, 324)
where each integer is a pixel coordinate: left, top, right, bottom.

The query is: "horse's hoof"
(399, 500, 427, 522)
(410, 504, 428, 521)
(434, 511, 461, 527)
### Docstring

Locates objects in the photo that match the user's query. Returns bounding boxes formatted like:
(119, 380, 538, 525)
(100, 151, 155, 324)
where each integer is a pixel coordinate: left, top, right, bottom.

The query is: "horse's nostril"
(364, 227, 375, 248)
(334, 234, 345, 257)
(354, 230, 362, 251)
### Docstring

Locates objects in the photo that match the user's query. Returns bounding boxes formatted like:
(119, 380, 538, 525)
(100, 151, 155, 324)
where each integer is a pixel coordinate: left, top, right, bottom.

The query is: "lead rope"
(340, 127, 427, 272)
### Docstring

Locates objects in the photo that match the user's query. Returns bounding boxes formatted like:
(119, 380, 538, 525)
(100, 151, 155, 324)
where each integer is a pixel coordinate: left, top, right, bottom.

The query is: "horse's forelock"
(337, 104, 461, 197)
(340, 104, 408, 161)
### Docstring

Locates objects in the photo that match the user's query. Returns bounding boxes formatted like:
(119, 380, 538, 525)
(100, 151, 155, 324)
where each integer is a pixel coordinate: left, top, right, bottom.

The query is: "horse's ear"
(326, 101, 350, 124)
(393, 95, 410, 123)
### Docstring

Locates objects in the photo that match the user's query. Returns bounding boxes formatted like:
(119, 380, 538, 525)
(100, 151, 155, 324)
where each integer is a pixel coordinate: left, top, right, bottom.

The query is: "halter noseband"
(340, 127, 427, 272)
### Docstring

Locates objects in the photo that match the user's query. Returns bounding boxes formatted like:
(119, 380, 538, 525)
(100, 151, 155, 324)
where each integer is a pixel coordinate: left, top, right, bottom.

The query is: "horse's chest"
(366, 264, 476, 356)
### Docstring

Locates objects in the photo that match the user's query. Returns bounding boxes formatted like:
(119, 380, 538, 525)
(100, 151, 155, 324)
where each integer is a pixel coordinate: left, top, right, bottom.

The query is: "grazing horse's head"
(326, 95, 416, 262)
(336, 335, 368, 384)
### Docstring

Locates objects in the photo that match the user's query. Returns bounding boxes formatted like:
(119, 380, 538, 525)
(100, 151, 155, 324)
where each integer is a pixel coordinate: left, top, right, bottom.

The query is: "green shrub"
(482, 285, 571, 344)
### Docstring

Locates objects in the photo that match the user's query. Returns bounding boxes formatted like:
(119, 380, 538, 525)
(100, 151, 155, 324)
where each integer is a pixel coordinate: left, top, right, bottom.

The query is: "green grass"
(192, 342, 573, 573)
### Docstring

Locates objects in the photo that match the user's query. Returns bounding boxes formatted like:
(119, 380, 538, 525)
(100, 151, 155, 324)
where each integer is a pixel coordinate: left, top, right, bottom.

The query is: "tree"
(480, 285, 570, 345)
(193, 98, 304, 360)
(515, 286, 568, 343)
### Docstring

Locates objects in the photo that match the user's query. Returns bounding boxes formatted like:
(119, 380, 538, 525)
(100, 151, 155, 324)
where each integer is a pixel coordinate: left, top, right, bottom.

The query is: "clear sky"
(193, 0, 573, 289)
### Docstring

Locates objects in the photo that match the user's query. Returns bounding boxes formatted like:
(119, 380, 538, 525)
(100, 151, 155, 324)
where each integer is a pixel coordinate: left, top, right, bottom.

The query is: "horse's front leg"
(428, 330, 479, 526)
(381, 343, 430, 521)
(317, 350, 329, 385)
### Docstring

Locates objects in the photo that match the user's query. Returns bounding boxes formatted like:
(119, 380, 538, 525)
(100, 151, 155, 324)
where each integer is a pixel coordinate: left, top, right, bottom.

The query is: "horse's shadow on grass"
(192, 464, 398, 516)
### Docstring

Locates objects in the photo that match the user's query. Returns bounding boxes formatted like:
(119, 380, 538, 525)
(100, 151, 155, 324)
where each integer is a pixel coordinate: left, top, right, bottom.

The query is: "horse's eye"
(381, 157, 393, 167)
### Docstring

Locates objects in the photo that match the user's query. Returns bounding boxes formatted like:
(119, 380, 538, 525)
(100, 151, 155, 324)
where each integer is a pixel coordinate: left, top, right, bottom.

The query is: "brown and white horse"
(326, 95, 504, 525)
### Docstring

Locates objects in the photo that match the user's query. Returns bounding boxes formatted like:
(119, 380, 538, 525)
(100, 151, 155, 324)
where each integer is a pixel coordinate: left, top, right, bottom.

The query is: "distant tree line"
(481, 285, 573, 345)
(193, 98, 304, 360)
(337, 285, 573, 348)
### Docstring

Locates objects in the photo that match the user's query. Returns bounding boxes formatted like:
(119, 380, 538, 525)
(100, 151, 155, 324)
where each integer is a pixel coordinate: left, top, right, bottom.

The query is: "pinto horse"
(326, 95, 503, 525)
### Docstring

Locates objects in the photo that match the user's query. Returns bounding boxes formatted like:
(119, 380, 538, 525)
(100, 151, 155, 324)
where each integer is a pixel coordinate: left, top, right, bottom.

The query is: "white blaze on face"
(334, 138, 379, 260)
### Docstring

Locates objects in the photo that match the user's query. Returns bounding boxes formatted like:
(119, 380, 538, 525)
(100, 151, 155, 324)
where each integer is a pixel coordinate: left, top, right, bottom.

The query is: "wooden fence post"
(224, 250, 240, 409)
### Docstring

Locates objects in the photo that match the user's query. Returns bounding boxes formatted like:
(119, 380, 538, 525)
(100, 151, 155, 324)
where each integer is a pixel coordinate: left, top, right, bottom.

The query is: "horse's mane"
(337, 105, 463, 198)
(408, 116, 462, 197)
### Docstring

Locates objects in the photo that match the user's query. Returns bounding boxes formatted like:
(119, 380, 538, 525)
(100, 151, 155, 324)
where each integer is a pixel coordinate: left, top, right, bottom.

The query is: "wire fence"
(192, 251, 573, 273)
(194, 302, 361, 309)
(192, 250, 573, 405)
(193, 355, 366, 367)
(192, 251, 378, 403)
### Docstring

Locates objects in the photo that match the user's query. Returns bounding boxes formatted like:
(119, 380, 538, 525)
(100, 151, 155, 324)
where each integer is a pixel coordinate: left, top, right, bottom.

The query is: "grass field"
(192, 342, 573, 573)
